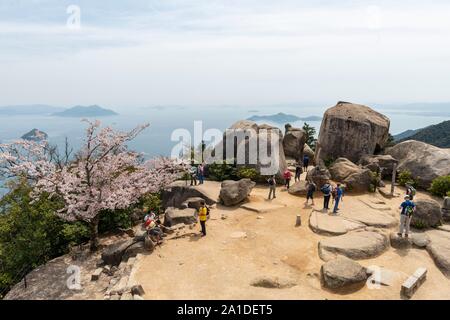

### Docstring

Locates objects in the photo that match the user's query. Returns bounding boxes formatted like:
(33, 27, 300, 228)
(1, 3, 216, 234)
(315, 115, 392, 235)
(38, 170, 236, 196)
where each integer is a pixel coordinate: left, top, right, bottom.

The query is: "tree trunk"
(89, 216, 100, 252)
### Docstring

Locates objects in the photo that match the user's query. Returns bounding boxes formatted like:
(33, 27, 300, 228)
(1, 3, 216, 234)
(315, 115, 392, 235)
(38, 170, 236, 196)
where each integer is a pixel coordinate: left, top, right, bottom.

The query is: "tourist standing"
(321, 181, 333, 211)
(295, 163, 303, 182)
(268, 175, 277, 200)
(305, 181, 317, 206)
(197, 163, 205, 185)
(198, 202, 208, 237)
(398, 195, 416, 238)
(303, 154, 310, 172)
(333, 184, 344, 214)
(190, 165, 198, 186)
(283, 169, 292, 190)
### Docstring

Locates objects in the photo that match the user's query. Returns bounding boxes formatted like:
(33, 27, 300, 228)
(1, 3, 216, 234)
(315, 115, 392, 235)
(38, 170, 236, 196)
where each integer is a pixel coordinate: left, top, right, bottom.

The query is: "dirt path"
(133, 177, 450, 300)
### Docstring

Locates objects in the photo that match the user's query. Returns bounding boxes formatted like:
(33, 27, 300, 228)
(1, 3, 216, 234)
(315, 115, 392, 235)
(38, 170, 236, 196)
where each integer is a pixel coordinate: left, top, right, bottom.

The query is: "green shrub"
(369, 171, 381, 193)
(236, 167, 260, 180)
(207, 162, 237, 181)
(429, 175, 450, 198)
(447, 191, 450, 197)
(398, 170, 418, 188)
(141, 193, 163, 215)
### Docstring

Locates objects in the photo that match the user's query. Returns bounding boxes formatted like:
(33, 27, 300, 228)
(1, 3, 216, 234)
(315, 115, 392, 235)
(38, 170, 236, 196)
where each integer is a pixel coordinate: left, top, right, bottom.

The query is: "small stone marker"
(401, 267, 427, 298)
(296, 215, 302, 227)
(91, 268, 103, 281)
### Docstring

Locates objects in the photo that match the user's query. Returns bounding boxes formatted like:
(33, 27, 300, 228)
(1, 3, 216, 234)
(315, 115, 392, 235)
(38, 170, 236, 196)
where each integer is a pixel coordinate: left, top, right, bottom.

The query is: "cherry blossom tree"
(0, 120, 186, 251)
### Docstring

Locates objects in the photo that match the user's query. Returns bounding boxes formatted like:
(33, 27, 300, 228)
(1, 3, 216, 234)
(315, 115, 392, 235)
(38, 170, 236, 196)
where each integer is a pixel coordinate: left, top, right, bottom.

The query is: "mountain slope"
(397, 120, 450, 148)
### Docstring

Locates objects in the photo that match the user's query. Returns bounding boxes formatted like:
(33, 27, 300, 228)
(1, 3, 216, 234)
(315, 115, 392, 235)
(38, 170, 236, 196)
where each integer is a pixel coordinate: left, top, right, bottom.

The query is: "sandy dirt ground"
(133, 173, 450, 300)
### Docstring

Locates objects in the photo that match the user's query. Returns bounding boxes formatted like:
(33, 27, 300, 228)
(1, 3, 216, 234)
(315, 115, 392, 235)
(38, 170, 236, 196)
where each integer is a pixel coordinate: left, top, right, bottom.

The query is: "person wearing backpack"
(398, 195, 416, 238)
(332, 184, 344, 215)
(305, 181, 317, 206)
(405, 184, 416, 201)
(321, 181, 333, 211)
(303, 154, 310, 172)
(267, 175, 277, 200)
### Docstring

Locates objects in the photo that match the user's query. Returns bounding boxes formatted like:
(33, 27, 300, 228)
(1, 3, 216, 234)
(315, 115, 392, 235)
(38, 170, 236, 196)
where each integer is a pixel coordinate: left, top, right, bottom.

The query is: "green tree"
(0, 179, 90, 297)
(302, 123, 317, 150)
(429, 175, 450, 198)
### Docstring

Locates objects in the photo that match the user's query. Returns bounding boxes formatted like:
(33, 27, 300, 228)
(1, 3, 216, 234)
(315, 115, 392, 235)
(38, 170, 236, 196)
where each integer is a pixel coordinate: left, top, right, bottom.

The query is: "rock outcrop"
(389, 233, 412, 250)
(318, 230, 389, 261)
(217, 120, 288, 178)
(288, 180, 309, 196)
(343, 168, 373, 192)
(386, 140, 450, 188)
(304, 144, 315, 161)
(219, 179, 256, 206)
(315, 102, 390, 164)
(426, 230, 450, 277)
(321, 256, 368, 289)
(443, 197, 450, 222)
(102, 239, 142, 266)
(411, 199, 442, 229)
(283, 124, 306, 161)
(359, 154, 398, 177)
(329, 158, 362, 182)
(161, 181, 217, 209)
(306, 166, 331, 187)
(309, 211, 365, 236)
(164, 207, 198, 227)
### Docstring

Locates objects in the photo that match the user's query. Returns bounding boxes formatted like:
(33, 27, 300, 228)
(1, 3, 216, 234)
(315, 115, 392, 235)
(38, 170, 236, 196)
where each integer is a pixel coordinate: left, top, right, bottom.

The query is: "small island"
(21, 129, 48, 142)
(247, 112, 322, 123)
(52, 105, 118, 118)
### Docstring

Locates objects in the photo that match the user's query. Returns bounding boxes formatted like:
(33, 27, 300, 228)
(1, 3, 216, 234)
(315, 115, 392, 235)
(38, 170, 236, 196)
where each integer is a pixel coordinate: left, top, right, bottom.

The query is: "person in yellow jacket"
(198, 202, 208, 237)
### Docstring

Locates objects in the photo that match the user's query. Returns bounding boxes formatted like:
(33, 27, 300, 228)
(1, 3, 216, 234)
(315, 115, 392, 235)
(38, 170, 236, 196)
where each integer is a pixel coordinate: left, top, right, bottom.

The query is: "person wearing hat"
(398, 195, 416, 238)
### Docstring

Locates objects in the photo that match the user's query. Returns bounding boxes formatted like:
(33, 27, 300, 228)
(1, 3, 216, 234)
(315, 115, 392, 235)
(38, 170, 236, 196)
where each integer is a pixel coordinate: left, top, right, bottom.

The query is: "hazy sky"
(1, 0, 450, 109)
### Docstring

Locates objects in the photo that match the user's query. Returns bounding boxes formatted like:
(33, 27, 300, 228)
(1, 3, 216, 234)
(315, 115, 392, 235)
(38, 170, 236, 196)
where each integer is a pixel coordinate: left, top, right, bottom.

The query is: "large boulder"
(343, 168, 373, 192)
(321, 256, 368, 289)
(102, 239, 139, 266)
(219, 179, 256, 206)
(318, 230, 389, 261)
(443, 197, 450, 222)
(309, 211, 365, 236)
(359, 154, 398, 177)
(283, 124, 306, 161)
(426, 230, 450, 277)
(329, 158, 362, 182)
(164, 207, 198, 227)
(386, 140, 450, 189)
(306, 166, 331, 187)
(161, 181, 217, 209)
(218, 120, 288, 178)
(288, 180, 309, 196)
(411, 199, 443, 229)
(315, 102, 390, 164)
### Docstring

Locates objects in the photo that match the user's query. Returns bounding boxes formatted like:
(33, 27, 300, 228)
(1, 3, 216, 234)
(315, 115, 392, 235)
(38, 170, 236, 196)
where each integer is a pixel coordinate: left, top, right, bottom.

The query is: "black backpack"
(321, 184, 331, 195)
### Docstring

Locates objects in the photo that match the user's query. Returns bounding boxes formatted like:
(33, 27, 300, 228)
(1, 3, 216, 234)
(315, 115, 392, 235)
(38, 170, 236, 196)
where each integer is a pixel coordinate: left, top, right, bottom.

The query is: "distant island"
(52, 105, 118, 118)
(0, 105, 64, 116)
(395, 120, 450, 148)
(21, 129, 48, 142)
(247, 112, 322, 123)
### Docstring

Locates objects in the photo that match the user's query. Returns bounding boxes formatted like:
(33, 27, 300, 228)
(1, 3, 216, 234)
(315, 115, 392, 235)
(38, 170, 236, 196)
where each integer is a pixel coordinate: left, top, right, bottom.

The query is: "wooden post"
(391, 163, 397, 196)
(296, 215, 302, 227)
